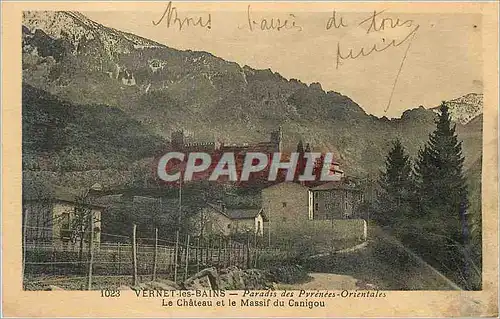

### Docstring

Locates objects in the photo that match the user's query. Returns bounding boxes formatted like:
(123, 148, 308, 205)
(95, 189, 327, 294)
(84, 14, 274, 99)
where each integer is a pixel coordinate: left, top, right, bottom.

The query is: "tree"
(375, 139, 414, 228)
(414, 102, 468, 242)
(412, 103, 475, 289)
(70, 191, 100, 263)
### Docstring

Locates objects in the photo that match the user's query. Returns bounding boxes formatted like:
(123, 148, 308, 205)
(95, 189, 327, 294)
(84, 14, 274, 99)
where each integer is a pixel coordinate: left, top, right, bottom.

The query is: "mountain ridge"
(430, 93, 483, 125)
(22, 11, 483, 177)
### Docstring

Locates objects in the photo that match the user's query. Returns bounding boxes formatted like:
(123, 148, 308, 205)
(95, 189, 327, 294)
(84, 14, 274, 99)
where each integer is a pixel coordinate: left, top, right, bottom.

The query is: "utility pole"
(87, 210, 94, 290)
(330, 209, 334, 253)
(85, 182, 102, 290)
(267, 200, 271, 247)
(178, 178, 182, 231)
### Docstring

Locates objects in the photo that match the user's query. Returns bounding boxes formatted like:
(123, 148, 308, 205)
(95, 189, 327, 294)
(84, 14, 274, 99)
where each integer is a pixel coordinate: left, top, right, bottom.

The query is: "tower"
(270, 125, 283, 152)
(305, 143, 311, 153)
(171, 130, 185, 149)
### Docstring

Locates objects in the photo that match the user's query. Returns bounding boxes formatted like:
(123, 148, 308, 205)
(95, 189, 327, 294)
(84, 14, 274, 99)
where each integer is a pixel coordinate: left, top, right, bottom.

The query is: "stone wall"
(261, 182, 309, 230)
(307, 219, 367, 241)
(273, 219, 367, 248)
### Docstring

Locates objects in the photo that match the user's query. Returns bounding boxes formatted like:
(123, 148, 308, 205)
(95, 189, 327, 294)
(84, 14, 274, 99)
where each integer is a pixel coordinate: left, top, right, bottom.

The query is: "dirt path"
(300, 227, 462, 290)
(278, 273, 358, 290)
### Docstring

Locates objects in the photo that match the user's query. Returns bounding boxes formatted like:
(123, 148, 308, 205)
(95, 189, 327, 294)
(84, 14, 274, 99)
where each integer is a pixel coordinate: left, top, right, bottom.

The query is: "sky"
(85, 4, 482, 118)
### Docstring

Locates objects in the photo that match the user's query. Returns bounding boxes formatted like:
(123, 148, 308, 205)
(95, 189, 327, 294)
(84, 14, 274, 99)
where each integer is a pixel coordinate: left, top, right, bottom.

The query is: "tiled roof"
(263, 181, 309, 190)
(310, 180, 361, 191)
(227, 208, 262, 220)
(27, 186, 108, 208)
(206, 203, 267, 221)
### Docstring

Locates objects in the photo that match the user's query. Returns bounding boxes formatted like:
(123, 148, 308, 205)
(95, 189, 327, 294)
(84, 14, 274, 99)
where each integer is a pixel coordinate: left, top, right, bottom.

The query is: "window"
(345, 201, 348, 210)
(206, 221, 213, 232)
(93, 227, 100, 241)
(315, 203, 319, 211)
(227, 224, 231, 229)
(60, 213, 71, 240)
(282, 202, 287, 208)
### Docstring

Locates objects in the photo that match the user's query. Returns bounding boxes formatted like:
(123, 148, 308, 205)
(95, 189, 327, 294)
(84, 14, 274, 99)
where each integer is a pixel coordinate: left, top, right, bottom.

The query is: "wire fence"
(23, 225, 284, 290)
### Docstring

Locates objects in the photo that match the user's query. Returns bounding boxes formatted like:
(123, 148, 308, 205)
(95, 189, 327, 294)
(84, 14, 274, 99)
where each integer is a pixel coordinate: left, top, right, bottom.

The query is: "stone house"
(260, 181, 366, 243)
(22, 187, 105, 249)
(261, 180, 364, 224)
(308, 180, 364, 220)
(192, 203, 267, 237)
(261, 182, 310, 231)
(228, 208, 267, 236)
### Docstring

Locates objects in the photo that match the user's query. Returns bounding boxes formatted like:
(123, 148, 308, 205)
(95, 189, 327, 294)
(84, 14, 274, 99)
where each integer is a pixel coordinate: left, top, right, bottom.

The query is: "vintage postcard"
(1, 1, 499, 317)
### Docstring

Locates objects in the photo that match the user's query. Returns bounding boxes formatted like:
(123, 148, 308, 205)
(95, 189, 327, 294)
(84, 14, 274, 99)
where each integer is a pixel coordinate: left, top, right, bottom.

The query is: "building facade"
(262, 179, 364, 224)
(308, 181, 364, 220)
(192, 203, 267, 237)
(227, 208, 266, 236)
(261, 182, 310, 230)
(23, 190, 104, 249)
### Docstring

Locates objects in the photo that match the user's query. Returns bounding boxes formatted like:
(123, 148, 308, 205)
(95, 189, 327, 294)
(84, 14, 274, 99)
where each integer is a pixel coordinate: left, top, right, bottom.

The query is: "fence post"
(163, 243, 172, 272)
(224, 239, 228, 267)
(117, 242, 121, 275)
(253, 246, 258, 268)
(168, 245, 172, 273)
(246, 232, 251, 269)
(113, 251, 117, 275)
(221, 237, 225, 267)
(238, 243, 242, 267)
(207, 238, 211, 265)
(87, 211, 95, 291)
(196, 237, 200, 273)
(152, 228, 158, 281)
(226, 240, 230, 267)
(184, 235, 190, 281)
(174, 231, 180, 282)
(51, 245, 56, 274)
(236, 243, 239, 266)
(207, 238, 214, 266)
(218, 237, 222, 267)
(132, 224, 138, 286)
(228, 240, 232, 267)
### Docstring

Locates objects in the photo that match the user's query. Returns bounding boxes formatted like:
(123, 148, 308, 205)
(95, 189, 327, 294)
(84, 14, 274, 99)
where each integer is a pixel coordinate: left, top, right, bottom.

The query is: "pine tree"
(375, 139, 414, 228)
(414, 102, 468, 242)
(412, 102, 474, 289)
